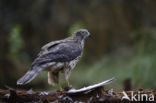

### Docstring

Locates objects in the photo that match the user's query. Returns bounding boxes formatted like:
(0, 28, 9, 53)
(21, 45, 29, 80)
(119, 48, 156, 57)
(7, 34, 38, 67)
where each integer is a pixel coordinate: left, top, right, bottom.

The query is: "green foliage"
(70, 53, 156, 90)
(8, 25, 24, 58)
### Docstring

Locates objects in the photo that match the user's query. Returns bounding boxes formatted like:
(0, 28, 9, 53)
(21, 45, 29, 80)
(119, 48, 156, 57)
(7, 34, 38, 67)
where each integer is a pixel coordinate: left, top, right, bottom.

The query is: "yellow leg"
(66, 80, 72, 87)
(57, 84, 63, 91)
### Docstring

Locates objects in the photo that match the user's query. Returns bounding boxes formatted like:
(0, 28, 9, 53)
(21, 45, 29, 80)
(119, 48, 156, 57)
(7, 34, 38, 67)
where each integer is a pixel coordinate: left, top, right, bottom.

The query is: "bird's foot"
(66, 81, 72, 88)
(57, 84, 63, 91)
(64, 86, 73, 91)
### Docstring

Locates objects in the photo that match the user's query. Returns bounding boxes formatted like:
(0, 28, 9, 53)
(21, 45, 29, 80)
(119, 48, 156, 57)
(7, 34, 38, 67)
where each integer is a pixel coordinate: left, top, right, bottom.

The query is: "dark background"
(0, 0, 156, 91)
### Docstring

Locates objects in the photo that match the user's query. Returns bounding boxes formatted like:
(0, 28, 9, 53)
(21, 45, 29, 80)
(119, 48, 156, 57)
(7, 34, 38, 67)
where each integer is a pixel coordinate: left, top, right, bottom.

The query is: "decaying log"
(0, 78, 155, 103)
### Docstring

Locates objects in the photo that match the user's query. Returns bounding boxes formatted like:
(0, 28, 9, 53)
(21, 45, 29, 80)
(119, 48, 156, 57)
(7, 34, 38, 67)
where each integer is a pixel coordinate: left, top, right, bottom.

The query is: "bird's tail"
(17, 65, 44, 85)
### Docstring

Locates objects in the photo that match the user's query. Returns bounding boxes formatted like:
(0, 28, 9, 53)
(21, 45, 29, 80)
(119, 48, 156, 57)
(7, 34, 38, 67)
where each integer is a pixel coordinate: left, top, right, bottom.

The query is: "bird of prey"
(17, 29, 91, 90)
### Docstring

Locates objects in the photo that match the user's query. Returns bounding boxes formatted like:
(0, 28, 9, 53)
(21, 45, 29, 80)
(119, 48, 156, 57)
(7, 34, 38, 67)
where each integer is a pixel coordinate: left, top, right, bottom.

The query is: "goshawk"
(17, 29, 90, 89)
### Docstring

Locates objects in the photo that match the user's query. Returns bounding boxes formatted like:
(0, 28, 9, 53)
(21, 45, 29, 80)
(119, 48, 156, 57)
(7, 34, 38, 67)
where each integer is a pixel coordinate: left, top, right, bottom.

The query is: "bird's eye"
(81, 31, 85, 35)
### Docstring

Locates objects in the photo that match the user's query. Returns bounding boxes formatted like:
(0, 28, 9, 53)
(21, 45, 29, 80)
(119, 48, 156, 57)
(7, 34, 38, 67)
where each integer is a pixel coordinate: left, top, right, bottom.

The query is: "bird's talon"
(57, 84, 63, 91)
(66, 81, 72, 88)
(64, 86, 73, 91)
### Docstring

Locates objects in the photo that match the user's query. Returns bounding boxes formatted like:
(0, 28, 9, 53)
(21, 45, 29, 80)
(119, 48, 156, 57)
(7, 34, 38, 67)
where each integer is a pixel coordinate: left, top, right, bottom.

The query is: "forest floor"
(0, 78, 155, 103)
(0, 86, 155, 103)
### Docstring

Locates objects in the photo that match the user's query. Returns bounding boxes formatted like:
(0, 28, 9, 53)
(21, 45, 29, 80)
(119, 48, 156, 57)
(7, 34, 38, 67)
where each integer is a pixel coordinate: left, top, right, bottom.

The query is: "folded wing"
(17, 41, 82, 85)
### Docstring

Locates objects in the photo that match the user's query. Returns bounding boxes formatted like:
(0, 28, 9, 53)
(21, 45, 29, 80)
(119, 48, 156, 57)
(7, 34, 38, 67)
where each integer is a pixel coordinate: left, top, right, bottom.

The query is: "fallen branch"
(0, 78, 155, 103)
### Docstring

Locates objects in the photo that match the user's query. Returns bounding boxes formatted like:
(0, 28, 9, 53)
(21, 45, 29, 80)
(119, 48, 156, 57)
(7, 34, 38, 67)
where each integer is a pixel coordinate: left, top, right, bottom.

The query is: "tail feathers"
(17, 66, 43, 85)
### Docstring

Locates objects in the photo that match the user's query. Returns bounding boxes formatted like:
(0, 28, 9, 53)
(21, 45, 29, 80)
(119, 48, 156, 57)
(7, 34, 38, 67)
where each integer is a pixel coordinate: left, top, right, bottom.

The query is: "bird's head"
(73, 29, 91, 41)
